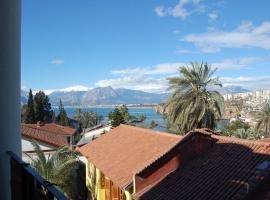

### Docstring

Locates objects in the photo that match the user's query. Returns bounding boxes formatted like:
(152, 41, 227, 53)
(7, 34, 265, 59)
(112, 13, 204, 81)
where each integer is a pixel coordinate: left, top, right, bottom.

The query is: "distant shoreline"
(52, 104, 157, 109)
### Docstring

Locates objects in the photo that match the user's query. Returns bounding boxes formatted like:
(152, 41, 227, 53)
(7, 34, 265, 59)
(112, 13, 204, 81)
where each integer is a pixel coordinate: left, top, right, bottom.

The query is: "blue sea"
(53, 107, 228, 132)
(53, 107, 166, 131)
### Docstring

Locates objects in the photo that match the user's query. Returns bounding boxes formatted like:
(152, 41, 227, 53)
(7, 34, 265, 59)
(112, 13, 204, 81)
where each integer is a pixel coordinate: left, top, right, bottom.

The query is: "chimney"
(37, 121, 44, 127)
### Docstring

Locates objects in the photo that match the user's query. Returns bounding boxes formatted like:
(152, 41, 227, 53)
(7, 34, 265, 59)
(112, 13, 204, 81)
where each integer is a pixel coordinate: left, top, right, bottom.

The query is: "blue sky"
(22, 0, 270, 93)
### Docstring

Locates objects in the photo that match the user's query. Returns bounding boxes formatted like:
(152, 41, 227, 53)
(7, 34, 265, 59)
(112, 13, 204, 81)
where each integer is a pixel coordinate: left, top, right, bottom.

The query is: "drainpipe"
(0, 1, 22, 200)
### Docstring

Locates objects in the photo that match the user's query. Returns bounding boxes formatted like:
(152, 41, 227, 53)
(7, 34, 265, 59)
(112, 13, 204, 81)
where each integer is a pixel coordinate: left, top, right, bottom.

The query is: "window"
(100, 173, 105, 188)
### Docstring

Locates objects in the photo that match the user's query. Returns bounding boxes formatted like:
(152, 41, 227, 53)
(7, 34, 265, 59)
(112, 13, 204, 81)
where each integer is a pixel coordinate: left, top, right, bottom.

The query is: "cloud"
(154, 0, 204, 20)
(97, 57, 267, 93)
(183, 21, 270, 52)
(96, 76, 169, 93)
(221, 76, 270, 90)
(33, 85, 91, 95)
(111, 63, 183, 76)
(212, 56, 260, 70)
(51, 59, 64, 65)
(208, 11, 218, 21)
(154, 6, 166, 17)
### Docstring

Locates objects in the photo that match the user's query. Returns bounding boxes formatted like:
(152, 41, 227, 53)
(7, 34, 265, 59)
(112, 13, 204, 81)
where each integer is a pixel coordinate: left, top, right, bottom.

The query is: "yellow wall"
(85, 160, 132, 200)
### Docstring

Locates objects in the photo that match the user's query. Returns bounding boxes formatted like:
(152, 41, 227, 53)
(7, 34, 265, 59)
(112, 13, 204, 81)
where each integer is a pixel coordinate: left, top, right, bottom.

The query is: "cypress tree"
(25, 89, 36, 123)
(34, 91, 52, 123)
(57, 99, 70, 126)
(109, 108, 125, 127)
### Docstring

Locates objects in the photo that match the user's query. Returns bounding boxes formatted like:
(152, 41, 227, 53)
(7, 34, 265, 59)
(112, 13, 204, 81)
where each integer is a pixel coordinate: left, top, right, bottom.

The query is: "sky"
(22, 0, 270, 94)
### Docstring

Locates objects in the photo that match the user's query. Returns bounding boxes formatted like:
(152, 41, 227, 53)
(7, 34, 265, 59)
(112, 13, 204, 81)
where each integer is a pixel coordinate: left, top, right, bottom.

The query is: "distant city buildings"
(223, 89, 270, 101)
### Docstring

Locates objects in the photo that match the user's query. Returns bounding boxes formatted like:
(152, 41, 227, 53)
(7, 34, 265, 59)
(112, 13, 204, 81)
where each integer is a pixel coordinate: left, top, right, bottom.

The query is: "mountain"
(21, 90, 28, 105)
(21, 85, 250, 106)
(216, 86, 251, 94)
(47, 86, 168, 106)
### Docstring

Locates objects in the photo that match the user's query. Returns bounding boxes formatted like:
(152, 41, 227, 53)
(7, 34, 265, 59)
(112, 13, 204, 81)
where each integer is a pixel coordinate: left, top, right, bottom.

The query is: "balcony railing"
(7, 151, 69, 200)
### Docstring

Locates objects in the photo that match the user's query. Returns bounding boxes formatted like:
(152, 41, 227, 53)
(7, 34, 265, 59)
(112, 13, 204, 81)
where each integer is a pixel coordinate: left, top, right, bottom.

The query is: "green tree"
(138, 114, 146, 123)
(165, 62, 224, 134)
(57, 99, 70, 126)
(222, 119, 250, 136)
(34, 91, 52, 123)
(21, 104, 28, 123)
(25, 89, 36, 123)
(118, 104, 130, 121)
(25, 141, 79, 198)
(257, 102, 270, 135)
(74, 109, 100, 132)
(149, 120, 158, 129)
(109, 108, 125, 127)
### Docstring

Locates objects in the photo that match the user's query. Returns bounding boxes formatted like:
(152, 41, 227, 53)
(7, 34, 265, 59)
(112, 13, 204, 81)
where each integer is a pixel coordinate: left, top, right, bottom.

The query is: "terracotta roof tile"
(21, 124, 71, 147)
(23, 123, 76, 136)
(137, 131, 270, 200)
(77, 124, 182, 188)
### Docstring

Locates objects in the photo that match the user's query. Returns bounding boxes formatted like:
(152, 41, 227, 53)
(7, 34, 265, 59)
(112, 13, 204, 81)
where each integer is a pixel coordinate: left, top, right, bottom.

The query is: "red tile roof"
(21, 123, 74, 147)
(23, 123, 76, 136)
(77, 124, 182, 189)
(136, 130, 270, 200)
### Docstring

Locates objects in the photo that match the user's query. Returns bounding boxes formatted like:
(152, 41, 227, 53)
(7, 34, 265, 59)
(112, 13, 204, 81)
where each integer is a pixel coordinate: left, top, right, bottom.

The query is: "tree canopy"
(165, 62, 224, 134)
(57, 99, 70, 126)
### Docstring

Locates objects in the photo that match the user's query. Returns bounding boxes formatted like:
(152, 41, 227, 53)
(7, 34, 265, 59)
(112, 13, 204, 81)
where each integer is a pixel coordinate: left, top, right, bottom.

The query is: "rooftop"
(21, 123, 75, 147)
(23, 123, 76, 136)
(77, 124, 182, 188)
(136, 131, 270, 200)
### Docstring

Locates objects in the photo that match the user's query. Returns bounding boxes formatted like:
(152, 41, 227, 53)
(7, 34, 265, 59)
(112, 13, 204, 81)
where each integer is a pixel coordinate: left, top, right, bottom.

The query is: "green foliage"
(57, 99, 70, 126)
(222, 119, 250, 135)
(74, 108, 101, 132)
(165, 62, 224, 134)
(118, 104, 130, 121)
(149, 120, 158, 129)
(25, 141, 79, 198)
(34, 91, 53, 123)
(138, 114, 146, 122)
(222, 119, 265, 140)
(21, 104, 28, 123)
(25, 89, 35, 123)
(256, 102, 270, 135)
(22, 90, 53, 123)
(109, 108, 125, 127)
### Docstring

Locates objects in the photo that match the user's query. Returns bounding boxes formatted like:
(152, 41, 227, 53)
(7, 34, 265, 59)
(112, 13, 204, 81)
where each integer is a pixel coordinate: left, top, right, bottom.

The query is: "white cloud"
(212, 57, 260, 70)
(112, 63, 182, 76)
(183, 21, 270, 53)
(208, 11, 218, 21)
(33, 85, 91, 95)
(154, 6, 166, 17)
(98, 56, 268, 92)
(154, 0, 204, 20)
(173, 30, 181, 34)
(96, 76, 169, 93)
(51, 59, 64, 65)
(221, 76, 270, 90)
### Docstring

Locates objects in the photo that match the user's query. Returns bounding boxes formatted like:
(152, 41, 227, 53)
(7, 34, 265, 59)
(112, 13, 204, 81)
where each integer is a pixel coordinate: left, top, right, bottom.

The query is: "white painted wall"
(77, 126, 111, 146)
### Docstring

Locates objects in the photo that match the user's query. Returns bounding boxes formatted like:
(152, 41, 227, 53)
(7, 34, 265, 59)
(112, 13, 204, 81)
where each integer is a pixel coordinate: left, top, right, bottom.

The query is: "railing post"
(0, 1, 22, 200)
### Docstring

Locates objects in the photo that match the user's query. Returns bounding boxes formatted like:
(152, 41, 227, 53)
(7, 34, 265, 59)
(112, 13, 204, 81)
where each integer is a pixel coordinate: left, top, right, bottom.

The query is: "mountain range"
(21, 85, 251, 106)
(22, 86, 169, 106)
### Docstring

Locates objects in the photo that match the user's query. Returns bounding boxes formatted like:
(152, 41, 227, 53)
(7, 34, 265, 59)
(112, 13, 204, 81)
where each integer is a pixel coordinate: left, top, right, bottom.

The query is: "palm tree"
(74, 109, 101, 132)
(165, 62, 224, 134)
(256, 102, 270, 135)
(25, 141, 79, 198)
(88, 165, 97, 200)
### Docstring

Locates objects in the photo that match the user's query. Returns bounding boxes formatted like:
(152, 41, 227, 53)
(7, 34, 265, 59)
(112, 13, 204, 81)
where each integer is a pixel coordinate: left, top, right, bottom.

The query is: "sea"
(52, 107, 229, 132)
(53, 107, 166, 131)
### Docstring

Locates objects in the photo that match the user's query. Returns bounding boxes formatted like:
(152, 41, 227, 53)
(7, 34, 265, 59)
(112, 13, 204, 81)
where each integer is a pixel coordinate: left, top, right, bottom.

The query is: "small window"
(67, 136, 70, 144)
(120, 190, 126, 200)
(100, 173, 105, 188)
